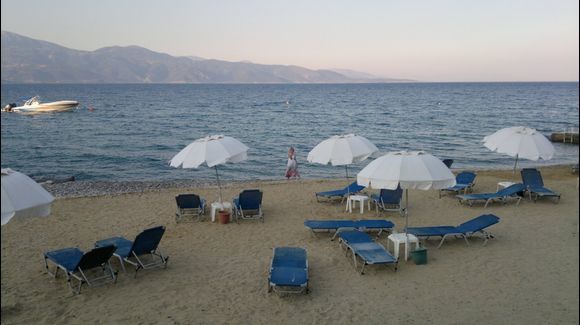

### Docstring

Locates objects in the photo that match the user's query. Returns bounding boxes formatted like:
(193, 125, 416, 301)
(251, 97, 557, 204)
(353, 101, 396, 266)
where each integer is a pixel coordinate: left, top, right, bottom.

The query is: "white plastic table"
(387, 233, 420, 261)
(346, 195, 370, 214)
(210, 202, 233, 222)
(497, 181, 516, 191)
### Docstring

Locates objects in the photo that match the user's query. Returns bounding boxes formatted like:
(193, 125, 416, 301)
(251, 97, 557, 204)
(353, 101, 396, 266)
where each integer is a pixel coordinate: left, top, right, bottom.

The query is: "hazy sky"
(1, 0, 578, 81)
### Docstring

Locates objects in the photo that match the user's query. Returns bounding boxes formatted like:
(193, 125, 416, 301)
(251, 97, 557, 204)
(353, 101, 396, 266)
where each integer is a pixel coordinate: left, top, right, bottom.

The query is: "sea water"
(1, 83, 578, 182)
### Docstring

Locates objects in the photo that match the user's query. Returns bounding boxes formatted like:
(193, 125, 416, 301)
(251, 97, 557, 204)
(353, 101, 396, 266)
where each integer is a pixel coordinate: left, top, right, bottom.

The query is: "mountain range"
(1, 31, 412, 84)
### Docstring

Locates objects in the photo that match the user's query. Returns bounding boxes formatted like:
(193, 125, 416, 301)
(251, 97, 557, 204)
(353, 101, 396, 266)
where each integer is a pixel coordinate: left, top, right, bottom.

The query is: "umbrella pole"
(215, 166, 223, 203)
(345, 165, 349, 179)
(405, 189, 409, 231)
(512, 154, 519, 178)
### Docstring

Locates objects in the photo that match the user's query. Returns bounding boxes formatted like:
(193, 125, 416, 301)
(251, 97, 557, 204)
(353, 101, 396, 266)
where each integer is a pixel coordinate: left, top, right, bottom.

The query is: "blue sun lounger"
(268, 247, 309, 294)
(406, 214, 501, 248)
(175, 194, 206, 223)
(44, 245, 117, 294)
(521, 168, 561, 203)
(304, 219, 394, 239)
(371, 186, 404, 216)
(233, 189, 264, 223)
(456, 183, 525, 208)
(337, 230, 398, 274)
(95, 226, 169, 278)
(315, 181, 365, 202)
(439, 171, 477, 197)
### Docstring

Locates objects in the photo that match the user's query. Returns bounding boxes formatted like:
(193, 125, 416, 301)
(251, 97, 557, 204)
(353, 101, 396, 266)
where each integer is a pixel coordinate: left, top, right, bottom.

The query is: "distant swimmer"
(88, 106, 94, 112)
(285, 100, 290, 105)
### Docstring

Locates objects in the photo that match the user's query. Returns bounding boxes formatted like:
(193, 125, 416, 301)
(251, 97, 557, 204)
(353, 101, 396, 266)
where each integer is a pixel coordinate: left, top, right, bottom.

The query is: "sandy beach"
(1, 165, 578, 324)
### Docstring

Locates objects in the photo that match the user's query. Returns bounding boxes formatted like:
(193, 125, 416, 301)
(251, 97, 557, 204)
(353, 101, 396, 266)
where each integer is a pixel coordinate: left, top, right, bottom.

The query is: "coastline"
(42, 163, 579, 198)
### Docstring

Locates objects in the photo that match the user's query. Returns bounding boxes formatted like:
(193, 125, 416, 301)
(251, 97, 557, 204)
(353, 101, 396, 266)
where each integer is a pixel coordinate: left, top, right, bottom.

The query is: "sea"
(1, 83, 578, 183)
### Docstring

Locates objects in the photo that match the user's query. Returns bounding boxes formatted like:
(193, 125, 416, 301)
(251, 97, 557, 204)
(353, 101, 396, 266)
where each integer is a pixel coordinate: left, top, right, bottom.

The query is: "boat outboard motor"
(3, 103, 16, 112)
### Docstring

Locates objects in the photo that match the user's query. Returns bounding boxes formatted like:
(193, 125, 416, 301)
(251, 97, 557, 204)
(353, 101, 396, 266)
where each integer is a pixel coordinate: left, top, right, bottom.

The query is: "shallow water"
(1, 83, 578, 182)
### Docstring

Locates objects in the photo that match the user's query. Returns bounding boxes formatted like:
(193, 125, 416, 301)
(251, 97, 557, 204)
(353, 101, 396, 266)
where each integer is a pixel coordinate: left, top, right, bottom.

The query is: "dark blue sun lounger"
(175, 193, 206, 223)
(457, 183, 525, 208)
(439, 171, 477, 197)
(304, 219, 394, 239)
(44, 245, 117, 294)
(521, 168, 561, 202)
(95, 226, 168, 277)
(337, 230, 398, 274)
(407, 214, 501, 248)
(233, 189, 264, 222)
(315, 181, 365, 202)
(371, 186, 404, 216)
(268, 247, 309, 294)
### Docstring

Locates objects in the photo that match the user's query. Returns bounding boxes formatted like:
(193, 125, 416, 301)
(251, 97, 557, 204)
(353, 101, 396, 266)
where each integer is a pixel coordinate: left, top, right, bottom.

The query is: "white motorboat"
(2, 96, 79, 114)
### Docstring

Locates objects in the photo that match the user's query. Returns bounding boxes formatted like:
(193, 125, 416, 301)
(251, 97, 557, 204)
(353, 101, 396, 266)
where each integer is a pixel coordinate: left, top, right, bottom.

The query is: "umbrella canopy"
(357, 151, 455, 231)
(170, 135, 249, 202)
(483, 126, 554, 173)
(357, 151, 456, 191)
(1, 168, 55, 226)
(307, 134, 378, 178)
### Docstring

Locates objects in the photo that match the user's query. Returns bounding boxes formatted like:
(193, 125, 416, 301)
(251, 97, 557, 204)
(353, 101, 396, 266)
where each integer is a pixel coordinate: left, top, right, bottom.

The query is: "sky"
(1, 0, 578, 82)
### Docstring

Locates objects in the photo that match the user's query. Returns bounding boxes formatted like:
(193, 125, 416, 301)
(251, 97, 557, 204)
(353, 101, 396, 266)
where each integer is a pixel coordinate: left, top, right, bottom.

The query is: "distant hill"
(1, 31, 413, 84)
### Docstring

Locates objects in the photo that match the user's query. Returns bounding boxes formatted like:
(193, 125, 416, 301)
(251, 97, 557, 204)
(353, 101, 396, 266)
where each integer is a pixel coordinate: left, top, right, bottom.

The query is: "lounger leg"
(117, 256, 126, 273)
(437, 236, 447, 249)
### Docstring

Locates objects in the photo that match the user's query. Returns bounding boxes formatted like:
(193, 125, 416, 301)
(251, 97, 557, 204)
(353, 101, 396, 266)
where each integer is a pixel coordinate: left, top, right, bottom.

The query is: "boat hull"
(12, 101, 79, 113)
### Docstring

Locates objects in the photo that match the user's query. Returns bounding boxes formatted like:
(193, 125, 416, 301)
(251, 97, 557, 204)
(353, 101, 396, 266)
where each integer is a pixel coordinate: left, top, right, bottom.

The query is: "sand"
(1, 165, 579, 324)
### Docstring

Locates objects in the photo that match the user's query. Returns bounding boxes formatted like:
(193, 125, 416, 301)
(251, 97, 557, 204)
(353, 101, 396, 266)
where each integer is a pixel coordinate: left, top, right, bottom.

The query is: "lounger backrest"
(456, 214, 500, 234)
(175, 194, 202, 209)
(272, 247, 307, 268)
(496, 183, 526, 196)
(130, 226, 166, 256)
(379, 186, 403, 204)
(345, 181, 365, 193)
(442, 159, 454, 168)
(456, 171, 476, 185)
(521, 168, 544, 187)
(75, 245, 116, 271)
(239, 189, 263, 210)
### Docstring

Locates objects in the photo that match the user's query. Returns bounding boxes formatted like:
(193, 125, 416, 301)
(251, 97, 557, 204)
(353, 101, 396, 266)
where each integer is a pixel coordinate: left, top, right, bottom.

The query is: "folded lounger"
(233, 189, 264, 223)
(304, 219, 394, 239)
(175, 193, 206, 223)
(44, 245, 117, 294)
(337, 230, 398, 274)
(439, 171, 477, 198)
(268, 247, 309, 294)
(456, 183, 525, 208)
(406, 214, 501, 248)
(95, 226, 168, 277)
(370, 186, 404, 216)
(315, 181, 365, 203)
(521, 168, 561, 203)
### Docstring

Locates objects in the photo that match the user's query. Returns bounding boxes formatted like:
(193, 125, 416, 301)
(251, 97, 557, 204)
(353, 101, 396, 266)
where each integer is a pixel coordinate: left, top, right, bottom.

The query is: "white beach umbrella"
(307, 134, 378, 178)
(483, 126, 554, 174)
(170, 135, 249, 203)
(1, 168, 55, 226)
(357, 151, 455, 231)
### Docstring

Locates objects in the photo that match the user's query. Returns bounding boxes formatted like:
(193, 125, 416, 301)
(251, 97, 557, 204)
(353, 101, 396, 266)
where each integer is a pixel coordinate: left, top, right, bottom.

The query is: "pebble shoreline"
(41, 178, 294, 198)
(42, 180, 219, 198)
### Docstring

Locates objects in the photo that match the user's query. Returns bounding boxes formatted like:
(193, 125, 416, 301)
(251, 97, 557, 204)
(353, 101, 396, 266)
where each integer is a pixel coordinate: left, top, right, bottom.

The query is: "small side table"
(346, 195, 370, 214)
(210, 202, 233, 222)
(387, 233, 420, 261)
(497, 181, 516, 192)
